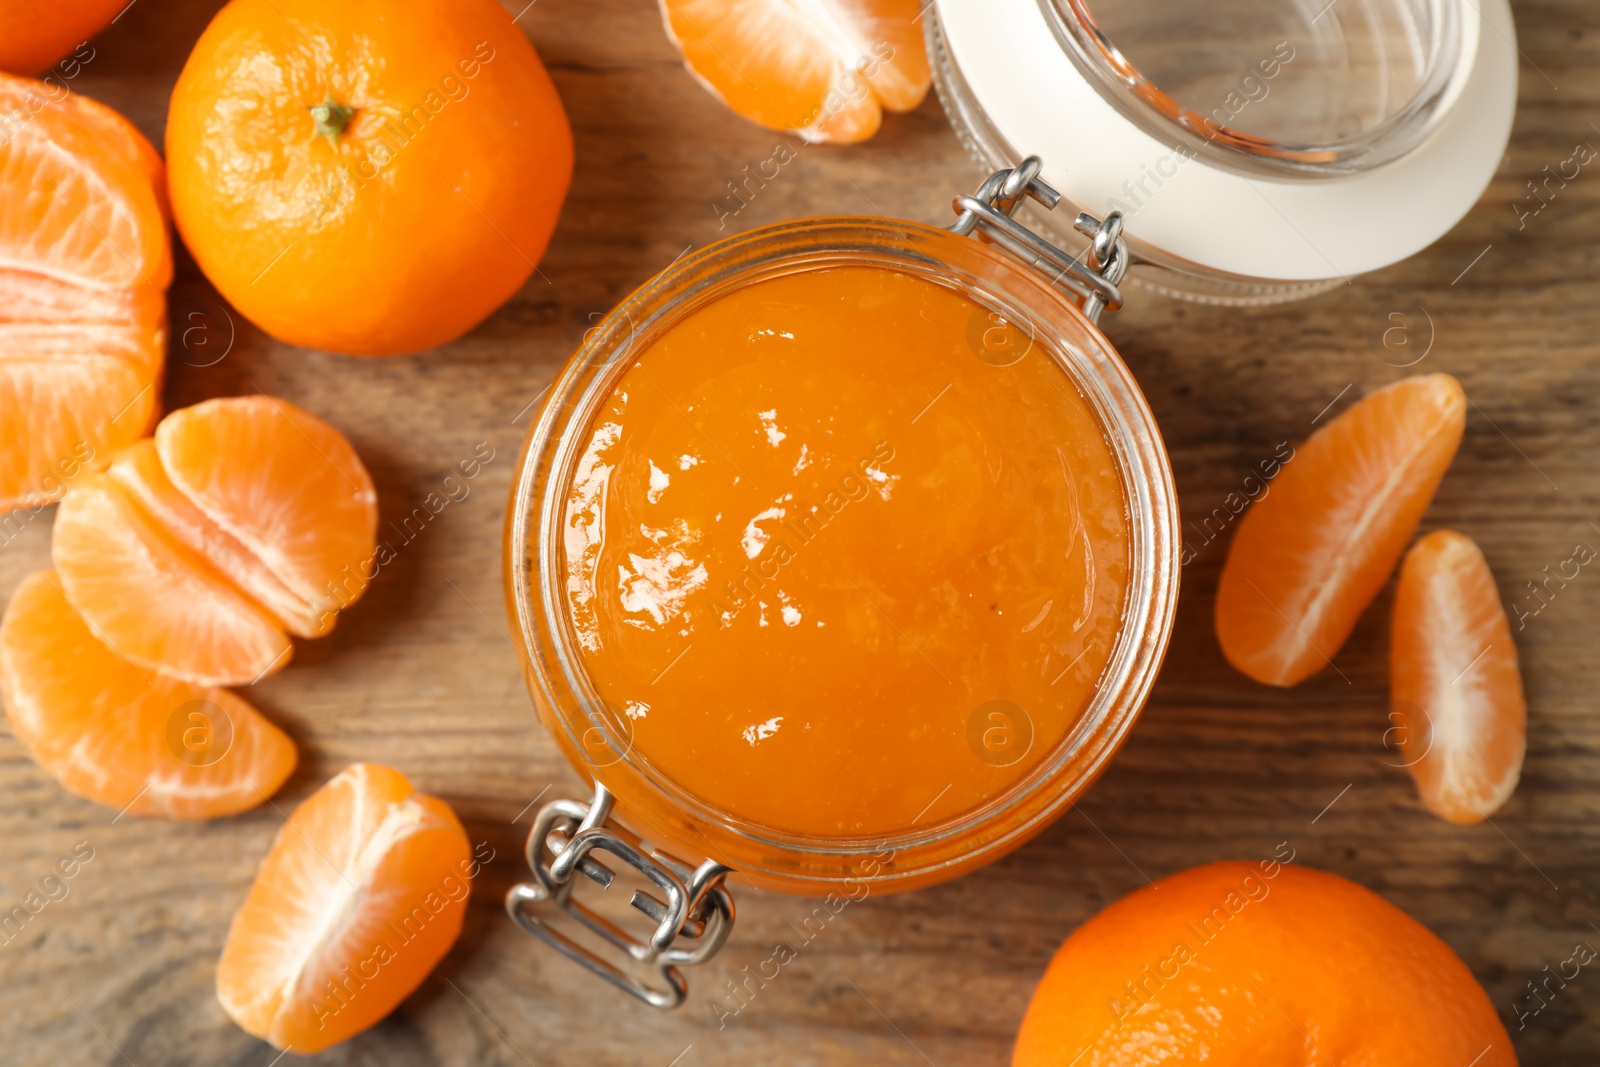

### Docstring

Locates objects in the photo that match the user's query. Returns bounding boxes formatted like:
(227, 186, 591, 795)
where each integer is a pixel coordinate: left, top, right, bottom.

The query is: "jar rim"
(507, 216, 1181, 889)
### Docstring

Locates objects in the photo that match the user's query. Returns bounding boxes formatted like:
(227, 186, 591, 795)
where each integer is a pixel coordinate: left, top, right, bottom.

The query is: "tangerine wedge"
(51, 396, 378, 684)
(155, 396, 378, 625)
(107, 439, 328, 638)
(0, 571, 296, 819)
(52, 471, 293, 685)
(217, 764, 472, 1053)
(1391, 530, 1526, 824)
(660, 0, 931, 144)
(0, 72, 168, 509)
(1216, 374, 1467, 686)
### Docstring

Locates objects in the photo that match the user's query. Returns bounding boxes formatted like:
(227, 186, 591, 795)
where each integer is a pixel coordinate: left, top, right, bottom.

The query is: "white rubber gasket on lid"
(935, 0, 1517, 281)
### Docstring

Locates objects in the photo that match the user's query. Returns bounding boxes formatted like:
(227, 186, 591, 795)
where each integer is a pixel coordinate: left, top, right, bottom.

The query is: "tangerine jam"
(559, 264, 1130, 840)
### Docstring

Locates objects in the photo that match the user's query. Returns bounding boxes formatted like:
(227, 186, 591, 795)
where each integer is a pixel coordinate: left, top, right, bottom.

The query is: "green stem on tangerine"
(309, 95, 355, 143)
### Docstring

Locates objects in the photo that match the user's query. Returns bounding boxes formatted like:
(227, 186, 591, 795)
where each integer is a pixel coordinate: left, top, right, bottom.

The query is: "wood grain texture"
(3, 0, 1600, 1063)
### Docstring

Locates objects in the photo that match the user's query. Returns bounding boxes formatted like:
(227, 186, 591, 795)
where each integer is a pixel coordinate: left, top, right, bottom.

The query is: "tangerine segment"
(1392, 530, 1526, 824)
(1013, 862, 1514, 1067)
(0, 572, 296, 819)
(0, 75, 171, 290)
(108, 440, 330, 639)
(65, 83, 172, 224)
(660, 0, 931, 144)
(0, 343, 155, 508)
(155, 397, 378, 628)
(0, 73, 168, 508)
(52, 472, 292, 686)
(216, 764, 472, 1054)
(1216, 374, 1467, 686)
(0, 266, 165, 357)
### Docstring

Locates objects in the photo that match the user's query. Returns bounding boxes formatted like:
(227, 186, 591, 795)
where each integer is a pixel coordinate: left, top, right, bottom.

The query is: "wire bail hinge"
(949, 156, 1130, 323)
(505, 782, 735, 1009)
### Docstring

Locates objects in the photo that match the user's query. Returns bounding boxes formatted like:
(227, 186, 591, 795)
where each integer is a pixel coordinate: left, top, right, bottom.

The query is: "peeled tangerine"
(217, 764, 473, 1053)
(0, 71, 169, 510)
(1391, 531, 1526, 824)
(1216, 374, 1467, 686)
(0, 572, 295, 818)
(660, 0, 931, 143)
(52, 396, 378, 686)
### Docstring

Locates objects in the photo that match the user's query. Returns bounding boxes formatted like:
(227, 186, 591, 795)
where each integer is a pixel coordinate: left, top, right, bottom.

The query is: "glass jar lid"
(1046, 0, 1473, 175)
(931, 0, 1517, 291)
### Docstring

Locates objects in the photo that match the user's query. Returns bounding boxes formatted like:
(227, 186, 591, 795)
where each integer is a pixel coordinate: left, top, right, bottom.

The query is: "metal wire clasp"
(505, 783, 735, 1009)
(949, 156, 1130, 323)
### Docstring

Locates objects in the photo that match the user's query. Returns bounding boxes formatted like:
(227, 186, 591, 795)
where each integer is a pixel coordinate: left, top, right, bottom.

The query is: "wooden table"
(4, 1, 1598, 1063)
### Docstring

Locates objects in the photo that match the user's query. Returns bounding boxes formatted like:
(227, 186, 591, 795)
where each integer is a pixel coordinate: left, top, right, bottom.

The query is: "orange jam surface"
(562, 266, 1129, 839)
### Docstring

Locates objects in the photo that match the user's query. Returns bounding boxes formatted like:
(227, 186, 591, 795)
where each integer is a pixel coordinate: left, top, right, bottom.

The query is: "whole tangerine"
(165, 0, 572, 356)
(1014, 861, 1515, 1066)
(0, 0, 125, 75)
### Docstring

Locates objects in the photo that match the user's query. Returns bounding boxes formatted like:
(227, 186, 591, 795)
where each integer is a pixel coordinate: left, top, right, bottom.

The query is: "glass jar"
(928, 0, 1518, 304)
(503, 163, 1179, 1006)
